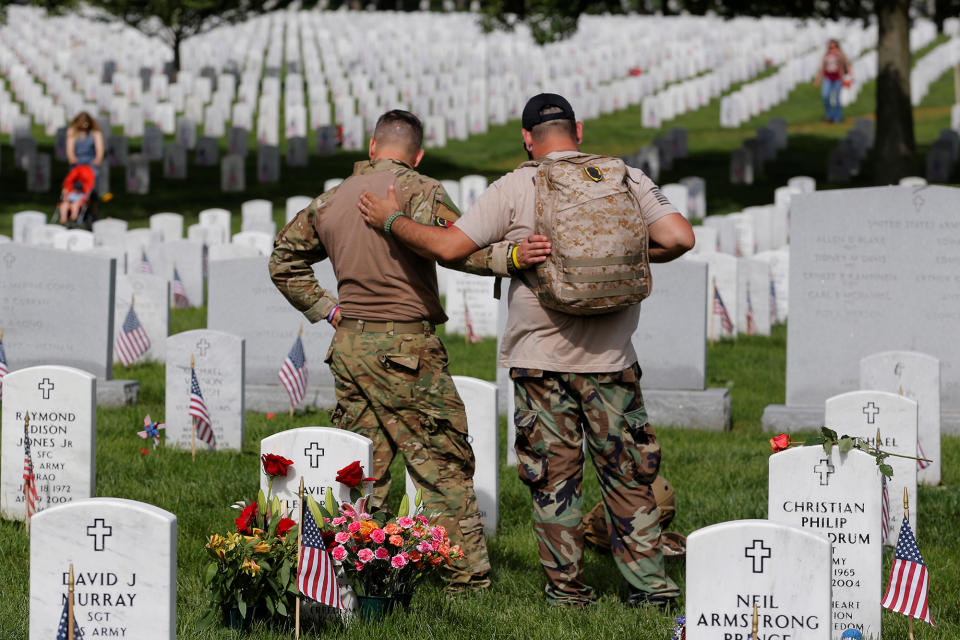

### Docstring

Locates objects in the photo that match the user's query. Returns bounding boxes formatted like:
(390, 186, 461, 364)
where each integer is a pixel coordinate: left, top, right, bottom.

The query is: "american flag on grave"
(917, 441, 931, 470)
(769, 279, 777, 325)
(0, 335, 8, 399)
(463, 293, 481, 344)
(189, 366, 216, 448)
(23, 419, 40, 520)
(745, 284, 756, 336)
(881, 516, 935, 626)
(278, 334, 308, 407)
(56, 596, 83, 639)
(712, 282, 734, 335)
(139, 249, 153, 274)
(298, 503, 343, 609)
(172, 266, 189, 308)
(115, 304, 151, 366)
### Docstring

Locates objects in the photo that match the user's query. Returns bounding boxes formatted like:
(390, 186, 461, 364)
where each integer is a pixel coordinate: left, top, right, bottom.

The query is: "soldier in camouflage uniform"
(357, 95, 695, 607)
(270, 110, 547, 590)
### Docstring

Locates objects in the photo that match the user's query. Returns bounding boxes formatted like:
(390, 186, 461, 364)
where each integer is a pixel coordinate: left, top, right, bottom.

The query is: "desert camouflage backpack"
(524, 153, 652, 315)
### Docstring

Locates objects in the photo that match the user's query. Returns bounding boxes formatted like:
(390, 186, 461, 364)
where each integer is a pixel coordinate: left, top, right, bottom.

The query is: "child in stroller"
(56, 163, 97, 228)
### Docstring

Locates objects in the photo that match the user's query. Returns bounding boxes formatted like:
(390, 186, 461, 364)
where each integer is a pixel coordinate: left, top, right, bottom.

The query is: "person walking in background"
(66, 111, 105, 181)
(814, 39, 851, 123)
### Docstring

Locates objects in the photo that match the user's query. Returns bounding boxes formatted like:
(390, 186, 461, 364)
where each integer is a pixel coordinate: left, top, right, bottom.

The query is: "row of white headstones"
(2, 7, 930, 155)
(3, 344, 942, 639)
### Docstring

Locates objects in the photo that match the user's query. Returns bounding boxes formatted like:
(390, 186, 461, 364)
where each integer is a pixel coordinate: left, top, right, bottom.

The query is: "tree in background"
(90, 0, 316, 75)
(482, 0, 925, 183)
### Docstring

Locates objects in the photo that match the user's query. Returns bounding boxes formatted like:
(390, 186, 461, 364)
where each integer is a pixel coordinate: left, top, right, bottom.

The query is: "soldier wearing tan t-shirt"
(269, 110, 546, 591)
(358, 95, 695, 608)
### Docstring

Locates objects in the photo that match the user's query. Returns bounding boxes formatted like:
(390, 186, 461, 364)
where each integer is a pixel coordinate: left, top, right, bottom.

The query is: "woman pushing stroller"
(57, 111, 104, 226)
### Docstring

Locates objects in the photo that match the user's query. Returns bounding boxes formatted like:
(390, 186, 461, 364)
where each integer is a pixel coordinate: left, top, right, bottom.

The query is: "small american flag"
(769, 279, 777, 325)
(881, 516, 935, 626)
(298, 503, 343, 609)
(115, 305, 150, 366)
(172, 266, 189, 308)
(0, 337, 7, 399)
(189, 366, 216, 448)
(56, 596, 84, 639)
(712, 283, 734, 334)
(917, 441, 931, 470)
(463, 293, 481, 344)
(278, 335, 308, 407)
(139, 249, 153, 274)
(881, 474, 891, 545)
(23, 419, 39, 520)
(745, 284, 756, 336)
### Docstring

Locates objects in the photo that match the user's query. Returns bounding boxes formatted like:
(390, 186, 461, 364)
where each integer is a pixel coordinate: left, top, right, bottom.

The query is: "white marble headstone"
(29, 498, 176, 639)
(769, 447, 881, 640)
(824, 390, 918, 545)
(149, 212, 183, 242)
(860, 351, 940, 486)
(444, 272, 498, 338)
(221, 154, 245, 192)
(404, 376, 498, 535)
(112, 274, 169, 364)
(286, 195, 313, 223)
(165, 330, 245, 451)
(686, 519, 832, 640)
(1, 366, 96, 520)
(260, 427, 373, 518)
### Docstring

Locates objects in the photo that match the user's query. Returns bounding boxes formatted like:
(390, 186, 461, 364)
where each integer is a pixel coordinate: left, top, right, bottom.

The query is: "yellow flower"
(241, 558, 261, 575)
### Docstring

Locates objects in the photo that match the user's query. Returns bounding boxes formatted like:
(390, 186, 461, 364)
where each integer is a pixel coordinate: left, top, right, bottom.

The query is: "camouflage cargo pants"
(326, 324, 491, 586)
(511, 364, 679, 605)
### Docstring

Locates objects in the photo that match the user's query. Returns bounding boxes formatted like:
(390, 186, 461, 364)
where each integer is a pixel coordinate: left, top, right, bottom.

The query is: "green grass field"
(1, 38, 959, 639)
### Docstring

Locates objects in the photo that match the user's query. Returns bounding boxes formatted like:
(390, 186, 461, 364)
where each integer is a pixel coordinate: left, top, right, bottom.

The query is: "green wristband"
(383, 211, 403, 235)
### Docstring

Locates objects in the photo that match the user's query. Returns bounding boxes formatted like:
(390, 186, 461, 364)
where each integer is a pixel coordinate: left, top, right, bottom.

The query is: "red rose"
(769, 433, 792, 453)
(276, 518, 296, 537)
(321, 529, 338, 549)
(236, 502, 258, 534)
(335, 461, 374, 488)
(261, 453, 294, 478)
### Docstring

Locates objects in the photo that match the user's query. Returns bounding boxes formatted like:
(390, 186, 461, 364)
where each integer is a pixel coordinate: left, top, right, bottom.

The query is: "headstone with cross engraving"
(444, 272, 498, 338)
(259, 427, 373, 518)
(0, 244, 117, 378)
(768, 447, 882, 640)
(685, 519, 832, 640)
(764, 186, 960, 432)
(404, 376, 498, 535)
(28, 498, 177, 639)
(112, 273, 169, 364)
(824, 390, 917, 546)
(165, 330, 244, 451)
(0, 366, 96, 520)
(860, 351, 941, 486)
(208, 256, 337, 410)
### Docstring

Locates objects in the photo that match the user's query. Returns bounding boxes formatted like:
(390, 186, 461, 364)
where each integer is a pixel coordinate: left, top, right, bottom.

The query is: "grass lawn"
(1, 37, 959, 639)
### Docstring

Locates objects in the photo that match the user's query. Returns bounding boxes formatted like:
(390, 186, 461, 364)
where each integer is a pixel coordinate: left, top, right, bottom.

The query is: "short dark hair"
(373, 110, 423, 156)
(531, 106, 576, 143)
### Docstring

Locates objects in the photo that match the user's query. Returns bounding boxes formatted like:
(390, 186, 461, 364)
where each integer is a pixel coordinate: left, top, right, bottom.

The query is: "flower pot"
(224, 605, 247, 630)
(356, 594, 395, 621)
(394, 592, 414, 610)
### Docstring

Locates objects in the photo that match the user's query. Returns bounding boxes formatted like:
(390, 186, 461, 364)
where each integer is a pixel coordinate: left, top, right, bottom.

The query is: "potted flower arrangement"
(314, 461, 464, 619)
(201, 454, 299, 629)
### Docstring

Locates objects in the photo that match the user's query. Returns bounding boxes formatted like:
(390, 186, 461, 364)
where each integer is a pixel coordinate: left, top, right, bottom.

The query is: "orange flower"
(389, 534, 403, 547)
(408, 550, 422, 563)
(429, 556, 443, 566)
(769, 433, 792, 453)
(383, 523, 402, 536)
(357, 520, 378, 541)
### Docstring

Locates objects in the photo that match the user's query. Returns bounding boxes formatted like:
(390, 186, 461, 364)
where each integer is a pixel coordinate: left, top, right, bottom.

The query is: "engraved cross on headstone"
(744, 539, 771, 573)
(814, 459, 835, 486)
(196, 338, 211, 357)
(87, 518, 113, 552)
(862, 402, 880, 424)
(38, 378, 55, 400)
(304, 443, 325, 468)
(3, 254, 16, 268)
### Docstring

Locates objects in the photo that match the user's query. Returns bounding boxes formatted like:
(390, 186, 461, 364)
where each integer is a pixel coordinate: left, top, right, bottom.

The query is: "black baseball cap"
(522, 93, 576, 131)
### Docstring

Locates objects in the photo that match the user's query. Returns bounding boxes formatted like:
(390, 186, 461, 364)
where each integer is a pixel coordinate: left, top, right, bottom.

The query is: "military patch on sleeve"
(584, 166, 604, 182)
(435, 216, 454, 228)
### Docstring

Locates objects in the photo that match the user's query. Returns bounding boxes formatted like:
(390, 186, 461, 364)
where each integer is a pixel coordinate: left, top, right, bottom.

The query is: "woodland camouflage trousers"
(326, 325, 491, 587)
(511, 364, 680, 605)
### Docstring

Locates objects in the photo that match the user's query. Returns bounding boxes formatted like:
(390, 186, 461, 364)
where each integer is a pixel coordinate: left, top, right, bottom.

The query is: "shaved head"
(373, 110, 423, 158)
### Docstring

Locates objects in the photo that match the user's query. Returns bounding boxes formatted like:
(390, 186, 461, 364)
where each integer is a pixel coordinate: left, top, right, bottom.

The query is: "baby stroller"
(52, 164, 98, 230)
